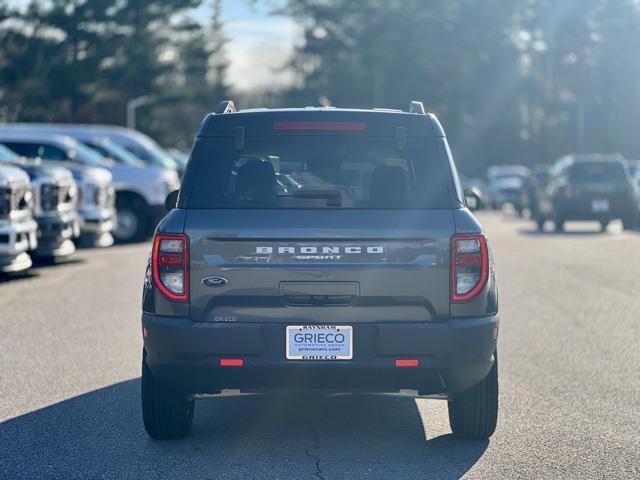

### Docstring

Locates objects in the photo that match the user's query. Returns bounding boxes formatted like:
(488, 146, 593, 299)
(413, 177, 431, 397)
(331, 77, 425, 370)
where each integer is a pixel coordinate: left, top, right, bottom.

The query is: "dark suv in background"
(141, 101, 500, 441)
(532, 154, 638, 232)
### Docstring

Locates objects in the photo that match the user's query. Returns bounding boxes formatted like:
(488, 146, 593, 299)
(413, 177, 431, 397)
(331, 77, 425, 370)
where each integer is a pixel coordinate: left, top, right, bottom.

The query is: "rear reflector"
(274, 122, 367, 131)
(395, 359, 420, 367)
(220, 358, 244, 367)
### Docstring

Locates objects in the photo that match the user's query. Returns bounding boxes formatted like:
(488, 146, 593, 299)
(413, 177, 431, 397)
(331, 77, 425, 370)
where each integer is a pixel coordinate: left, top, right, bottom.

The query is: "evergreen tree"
(148, 0, 230, 147)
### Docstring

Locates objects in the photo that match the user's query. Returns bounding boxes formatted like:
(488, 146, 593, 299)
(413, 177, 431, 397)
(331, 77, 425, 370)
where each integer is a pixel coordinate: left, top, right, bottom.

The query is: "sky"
(197, 1, 298, 91)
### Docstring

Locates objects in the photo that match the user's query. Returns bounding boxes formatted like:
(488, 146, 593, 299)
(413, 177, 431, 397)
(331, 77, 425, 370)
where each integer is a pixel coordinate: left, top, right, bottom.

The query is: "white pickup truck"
(0, 127, 179, 242)
(0, 158, 38, 273)
(0, 144, 79, 261)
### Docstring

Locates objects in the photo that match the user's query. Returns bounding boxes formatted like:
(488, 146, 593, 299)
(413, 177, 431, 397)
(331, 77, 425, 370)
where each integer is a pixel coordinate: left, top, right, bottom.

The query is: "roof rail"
(409, 101, 426, 115)
(217, 100, 236, 114)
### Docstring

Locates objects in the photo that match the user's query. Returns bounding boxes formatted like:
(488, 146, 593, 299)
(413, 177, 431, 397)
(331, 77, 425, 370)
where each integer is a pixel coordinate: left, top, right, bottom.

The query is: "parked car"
(1, 125, 181, 242)
(533, 165, 552, 189)
(0, 150, 38, 273)
(0, 131, 116, 247)
(78, 136, 146, 168)
(532, 154, 638, 232)
(528, 165, 552, 222)
(94, 125, 183, 175)
(487, 165, 532, 216)
(167, 148, 190, 170)
(8, 123, 183, 175)
(627, 160, 640, 192)
(141, 100, 499, 440)
(0, 144, 79, 259)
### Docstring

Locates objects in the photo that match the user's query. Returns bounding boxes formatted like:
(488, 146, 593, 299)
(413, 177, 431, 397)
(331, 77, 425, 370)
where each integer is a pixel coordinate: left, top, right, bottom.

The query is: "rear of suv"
(141, 101, 499, 440)
(533, 154, 638, 232)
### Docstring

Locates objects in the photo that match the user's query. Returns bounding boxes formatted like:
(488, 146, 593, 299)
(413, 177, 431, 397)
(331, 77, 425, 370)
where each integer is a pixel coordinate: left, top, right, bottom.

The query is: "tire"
(142, 350, 194, 439)
(622, 212, 636, 231)
(448, 354, 498, 440)
(555, 219, 565, 232)
(114, 195, 148, 243)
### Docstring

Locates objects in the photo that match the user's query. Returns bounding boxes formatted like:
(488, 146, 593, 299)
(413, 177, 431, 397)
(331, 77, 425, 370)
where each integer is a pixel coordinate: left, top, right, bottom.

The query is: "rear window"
(185, 135, 453, 209)
(569, 162, 627, 183)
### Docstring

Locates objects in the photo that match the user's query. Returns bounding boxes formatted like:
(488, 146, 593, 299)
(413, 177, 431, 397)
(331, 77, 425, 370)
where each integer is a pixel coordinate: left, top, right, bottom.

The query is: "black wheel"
(622, 212, 636, 231)
(448, 354, 498, 440)
(115, 195, 148, 243)
(142, 350, 194, 439)
(600, 220, 609, 233)
(555, 219, 565, 232)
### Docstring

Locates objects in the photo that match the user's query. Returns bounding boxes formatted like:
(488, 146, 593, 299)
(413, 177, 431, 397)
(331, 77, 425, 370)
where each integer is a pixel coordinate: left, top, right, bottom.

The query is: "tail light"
(451, 234, 489, 303)
(152, 233, 189, 302)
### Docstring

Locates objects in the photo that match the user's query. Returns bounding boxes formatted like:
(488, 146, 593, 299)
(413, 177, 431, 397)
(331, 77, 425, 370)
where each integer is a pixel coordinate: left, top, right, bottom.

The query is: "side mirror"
(464, 189, 482, 212)
(164, 190, 179, 211)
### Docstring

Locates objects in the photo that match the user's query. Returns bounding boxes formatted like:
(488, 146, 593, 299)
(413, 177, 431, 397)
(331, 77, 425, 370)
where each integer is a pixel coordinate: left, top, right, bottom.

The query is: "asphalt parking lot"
(1, 212, 639, 479)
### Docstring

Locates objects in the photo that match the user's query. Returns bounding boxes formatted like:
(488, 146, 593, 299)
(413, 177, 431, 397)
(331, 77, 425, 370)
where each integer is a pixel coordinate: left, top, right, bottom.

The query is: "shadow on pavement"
(31, 256, 87, 268)
(0, 270, 39, 284)
(517, 227, 606, 237)
(0, 380, 488, 479)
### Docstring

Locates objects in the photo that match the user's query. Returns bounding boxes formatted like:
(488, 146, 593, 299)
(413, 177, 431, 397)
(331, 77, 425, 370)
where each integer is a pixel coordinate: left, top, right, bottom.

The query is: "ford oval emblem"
(201, 275, 229, 287)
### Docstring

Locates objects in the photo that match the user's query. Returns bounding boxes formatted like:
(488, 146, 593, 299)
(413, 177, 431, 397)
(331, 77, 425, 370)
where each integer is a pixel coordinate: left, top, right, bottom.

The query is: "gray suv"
(141, 101, 499, 440)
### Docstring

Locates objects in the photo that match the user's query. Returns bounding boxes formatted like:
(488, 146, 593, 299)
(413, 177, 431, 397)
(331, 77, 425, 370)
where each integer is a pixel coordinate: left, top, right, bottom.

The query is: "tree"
(0, 0, 229, 147)
(145, 0, 230, 147)
(270, 0, 640, 174)
(276, 0, 528, 174)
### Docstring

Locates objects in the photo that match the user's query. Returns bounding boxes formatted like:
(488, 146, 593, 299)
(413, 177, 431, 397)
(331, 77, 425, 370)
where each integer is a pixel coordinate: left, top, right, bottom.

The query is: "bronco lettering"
(256, 245, 385, 254)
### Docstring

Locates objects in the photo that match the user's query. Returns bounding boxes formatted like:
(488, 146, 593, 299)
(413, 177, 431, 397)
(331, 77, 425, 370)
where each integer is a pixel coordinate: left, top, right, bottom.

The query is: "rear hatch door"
(187, 209, 454, 324)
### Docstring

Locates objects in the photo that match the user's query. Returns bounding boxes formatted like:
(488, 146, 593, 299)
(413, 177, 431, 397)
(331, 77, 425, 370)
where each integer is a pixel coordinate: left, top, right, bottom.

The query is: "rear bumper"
(142, 314, 499, 396)
(553, 197, 632, 220)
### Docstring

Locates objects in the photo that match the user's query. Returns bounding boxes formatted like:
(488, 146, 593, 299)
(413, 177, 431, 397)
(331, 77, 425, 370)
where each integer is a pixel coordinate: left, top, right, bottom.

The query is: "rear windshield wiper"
(290, 188, 342, 206)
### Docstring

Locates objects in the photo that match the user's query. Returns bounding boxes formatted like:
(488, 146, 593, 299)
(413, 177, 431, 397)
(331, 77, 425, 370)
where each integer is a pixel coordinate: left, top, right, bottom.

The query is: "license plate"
(286, 325, 353, 360)
(591, 199, 610, 213)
